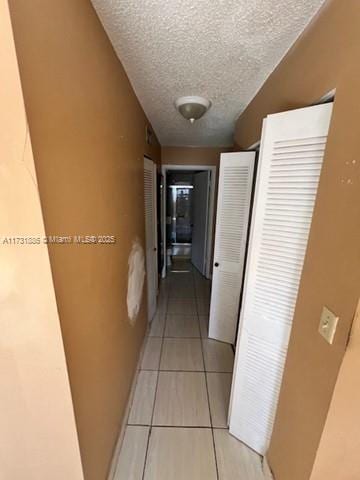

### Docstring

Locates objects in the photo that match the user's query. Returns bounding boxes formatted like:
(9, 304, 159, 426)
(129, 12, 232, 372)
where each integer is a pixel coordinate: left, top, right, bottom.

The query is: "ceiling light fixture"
(175, 96, 211, 124)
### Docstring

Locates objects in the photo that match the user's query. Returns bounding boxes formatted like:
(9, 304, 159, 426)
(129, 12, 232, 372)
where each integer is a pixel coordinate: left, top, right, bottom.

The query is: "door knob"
(214, 262, 219, 267)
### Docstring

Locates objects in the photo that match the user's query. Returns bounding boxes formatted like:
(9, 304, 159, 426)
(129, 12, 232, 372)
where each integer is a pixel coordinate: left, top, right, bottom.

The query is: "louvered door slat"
(229, 103, 333, 455)
(208, 152, 255, 344)
(144, 158, 157, 321)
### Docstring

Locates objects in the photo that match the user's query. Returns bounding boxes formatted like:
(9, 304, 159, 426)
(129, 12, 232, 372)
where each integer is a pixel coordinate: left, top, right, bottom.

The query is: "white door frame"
(161, 164, 217, 279)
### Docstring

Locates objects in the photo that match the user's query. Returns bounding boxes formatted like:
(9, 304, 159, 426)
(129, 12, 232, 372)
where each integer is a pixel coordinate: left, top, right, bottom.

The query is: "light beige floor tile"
(144, 427, 217, 480)
(170, 259, 194, 272)
(114, 426, 149, 480)
(169, 285, 194, 294)
(165, 314, 200, 338)
(157, 292, 168, 305)
(197, 292, 211, 303)
(168, 282, 192, 291)
(170, 285, 194, 294)
(169, 272, 193, 282)
(202, 339, 234, 372)
(148, 312, 166, 337)
(141, 337, 162, 370)
(193, 269, 205, 280)
(153, 372, 210, 426)
(156, 306, 167, 318)
(128, 371, 158, 425)
(194, 277, 211, 288)
(160, 338, 204, 371)
(214, 429, 264, 480)
(167, 298, 197, 315)
(169, 287, 195, 302)
(157, 296, 168, 310)
(207, 372, 232, 428)
(199, 315, 209, 338)
(156, 297, 168, 317)
(196, 297, 210, 315)
(158, 286, 168, 299)
(263, 457, 274, 479)
(195, 283, 211, 298)
(159, 281, 170, 297)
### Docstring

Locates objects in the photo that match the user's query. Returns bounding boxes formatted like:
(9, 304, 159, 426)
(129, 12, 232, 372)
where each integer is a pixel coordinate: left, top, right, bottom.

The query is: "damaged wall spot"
(127, 238, 145, 325)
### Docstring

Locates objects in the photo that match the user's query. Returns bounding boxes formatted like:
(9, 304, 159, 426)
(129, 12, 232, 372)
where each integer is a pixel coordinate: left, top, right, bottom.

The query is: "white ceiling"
(91, 0, 326, 147)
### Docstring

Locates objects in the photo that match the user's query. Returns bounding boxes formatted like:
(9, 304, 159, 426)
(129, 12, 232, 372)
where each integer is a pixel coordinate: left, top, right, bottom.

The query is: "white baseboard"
(263, 456, 274, 479)
(107, 333, 148, 480)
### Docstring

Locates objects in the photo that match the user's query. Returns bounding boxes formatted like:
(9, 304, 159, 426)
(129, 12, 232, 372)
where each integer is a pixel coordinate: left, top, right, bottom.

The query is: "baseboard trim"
(263, 456, 274, 479)
(107, 332, 148, 480)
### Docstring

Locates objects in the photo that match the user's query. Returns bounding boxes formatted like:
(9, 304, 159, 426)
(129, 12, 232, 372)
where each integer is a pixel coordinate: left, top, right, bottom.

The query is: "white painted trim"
(162, 164, 217, 171)
(313, 88, 336, 105)
(162, 144, 232, 148)
(161, 164, 217, 279)
(246, 140, 261, 151)
(262, 456, 274, 479)
(206, 168, 216, 279)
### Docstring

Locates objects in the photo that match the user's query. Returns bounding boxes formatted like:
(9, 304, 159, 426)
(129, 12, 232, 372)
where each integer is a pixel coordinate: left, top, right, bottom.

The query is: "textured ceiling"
(91, 0, 326, 146)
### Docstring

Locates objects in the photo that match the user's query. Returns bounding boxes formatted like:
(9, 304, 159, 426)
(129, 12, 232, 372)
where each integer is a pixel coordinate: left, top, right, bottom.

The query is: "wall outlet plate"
(319, 306, 339, 344)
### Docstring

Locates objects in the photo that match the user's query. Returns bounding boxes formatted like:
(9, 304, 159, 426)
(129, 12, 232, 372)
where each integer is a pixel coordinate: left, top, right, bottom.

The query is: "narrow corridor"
(114, 261, 268, 479)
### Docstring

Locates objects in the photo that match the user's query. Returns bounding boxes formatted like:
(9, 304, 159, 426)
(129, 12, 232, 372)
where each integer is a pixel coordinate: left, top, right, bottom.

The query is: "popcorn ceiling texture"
(91, 0, 326, 147)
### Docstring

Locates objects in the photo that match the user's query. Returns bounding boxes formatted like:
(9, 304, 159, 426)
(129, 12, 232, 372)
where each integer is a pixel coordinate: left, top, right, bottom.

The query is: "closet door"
(229, 103, 333, 454)
(144, 158, 158, 321)
(191, 170, 211, 275)
(209, 152, 255, 344)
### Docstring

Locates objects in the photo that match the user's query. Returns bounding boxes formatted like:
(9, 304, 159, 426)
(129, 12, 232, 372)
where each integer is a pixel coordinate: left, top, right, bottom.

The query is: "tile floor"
(114, 263, 267, 480)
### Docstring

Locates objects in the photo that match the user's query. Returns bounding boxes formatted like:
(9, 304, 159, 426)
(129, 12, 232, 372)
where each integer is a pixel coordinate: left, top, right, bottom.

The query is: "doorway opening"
(161, 164, 216, 279)
(167, 173, 193, 260)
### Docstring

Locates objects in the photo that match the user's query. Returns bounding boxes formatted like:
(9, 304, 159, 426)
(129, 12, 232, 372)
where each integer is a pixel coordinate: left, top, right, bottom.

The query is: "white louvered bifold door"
(209, 152, 255, 344)
(144, 158, 158, 321)
(229, 103, 333, 454)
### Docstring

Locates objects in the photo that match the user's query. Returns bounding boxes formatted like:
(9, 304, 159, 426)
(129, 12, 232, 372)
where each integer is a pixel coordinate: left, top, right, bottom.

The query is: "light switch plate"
(319, 306, 339, 344)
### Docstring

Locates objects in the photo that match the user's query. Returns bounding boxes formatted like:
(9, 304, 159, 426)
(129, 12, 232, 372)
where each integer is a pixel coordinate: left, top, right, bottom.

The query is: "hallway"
(114, 262, 267, 479)
(3, 1, 360, 479)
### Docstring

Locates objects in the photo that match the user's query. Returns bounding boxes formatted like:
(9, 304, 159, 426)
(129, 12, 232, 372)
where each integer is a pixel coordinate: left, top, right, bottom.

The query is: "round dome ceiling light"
(175, 96, 211, 124)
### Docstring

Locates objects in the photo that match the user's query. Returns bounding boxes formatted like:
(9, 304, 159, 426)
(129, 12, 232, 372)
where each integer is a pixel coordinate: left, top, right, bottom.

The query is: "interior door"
(191, 171, 211, 275)
(209, 152, 255, 344)
(229, 103, 333, 455)
(144, 158, 158, 321)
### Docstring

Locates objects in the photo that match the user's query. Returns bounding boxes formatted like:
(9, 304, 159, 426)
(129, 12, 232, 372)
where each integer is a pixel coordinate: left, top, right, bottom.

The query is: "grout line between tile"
(141, 368, 232, 373)
(194, 269, 220, 480)
(132, 268, 217, 479)
(141, 284, 169, 480)
(128, 424, 217, 430)
(163, 336, 202, 339)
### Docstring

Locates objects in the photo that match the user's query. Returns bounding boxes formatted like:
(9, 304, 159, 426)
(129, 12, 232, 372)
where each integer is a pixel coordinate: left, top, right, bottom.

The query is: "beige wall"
(234, 1, 360, 479)
(310, 299, 360, 480)
(9, 1, 160, 479)
(162, 146, 231, 167)
(0, 2, 83, 478)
